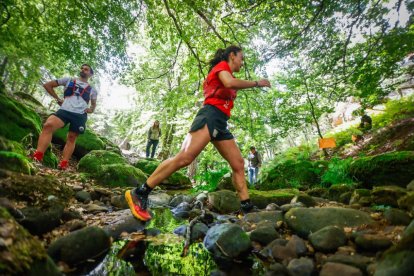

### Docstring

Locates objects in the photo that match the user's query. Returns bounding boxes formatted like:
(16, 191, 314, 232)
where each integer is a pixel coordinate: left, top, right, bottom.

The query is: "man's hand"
(85, 108, 94, 113)
(56, 98, 64, 106)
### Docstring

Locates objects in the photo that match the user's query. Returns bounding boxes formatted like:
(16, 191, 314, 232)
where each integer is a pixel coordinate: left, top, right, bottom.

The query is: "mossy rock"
(249, 189, 299, 208)
(98, 135, 122, 155)
(306, 187, 329, 198)
(0, 151, 34, 174)
(349, 189, 371, 205)
(134, 159, 191, 189)
(258, 159, 326, 190)
(349, 151, 414, 188)
(0, 94, 42, 142)
(53, 126, 105, 159)
(78, 150, 127, 175)
(371, 186, 407, 207)
(95, 163, 147, 187)
(0, 208, 60, 275)
(0, 169, 73, 207)
(328, 184, 353, 201)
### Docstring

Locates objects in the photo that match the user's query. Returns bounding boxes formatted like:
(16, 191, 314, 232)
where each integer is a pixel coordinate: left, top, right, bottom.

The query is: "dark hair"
(82, 63, 94, 75)
(208, 45, 242, 72)
(250, 146, 256, 150)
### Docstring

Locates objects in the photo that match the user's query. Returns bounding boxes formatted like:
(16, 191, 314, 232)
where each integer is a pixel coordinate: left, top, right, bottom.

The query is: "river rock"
(383, 208, 412, 226)
(328, 185, 352, 201)
(75, 191, 91, 203)
(371, 186, 407, 207)
(103, 209, 148, 238)
(110, 194, 129, 209)
(287, 257, 314, 276)
(20, 204, 64, 236)
(397, 192, 414, 213)
(204, 223, 250, 260)
(320, 262, 363, 276)
(47, 226, 111, 266)
(169, 194, 194, 207)
(325, 254, 372, 273)
(309, 226, 347, 252)
(285, 207, 374, 237)
(244, 210, 284, 224)
(291, 194, 316, 207)
(354, 234, 392, 251)
(250, 221, 280, 245)
(149, 191, 172, 207)
(349, 189, 371, 205)
(208, 190, 240, 214)
(171, 201, 192, 218)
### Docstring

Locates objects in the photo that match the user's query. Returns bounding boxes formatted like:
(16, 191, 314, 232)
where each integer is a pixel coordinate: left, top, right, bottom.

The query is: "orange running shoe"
(125, 189, 152, 221)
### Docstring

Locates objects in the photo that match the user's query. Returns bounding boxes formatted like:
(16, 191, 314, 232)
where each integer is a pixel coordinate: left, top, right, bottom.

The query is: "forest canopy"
(1, 0, 413, 160)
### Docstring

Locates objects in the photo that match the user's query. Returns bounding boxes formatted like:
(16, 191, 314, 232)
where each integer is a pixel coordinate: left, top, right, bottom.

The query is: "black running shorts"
(189, 104, 234, 141)
(54, 109, 87, 134)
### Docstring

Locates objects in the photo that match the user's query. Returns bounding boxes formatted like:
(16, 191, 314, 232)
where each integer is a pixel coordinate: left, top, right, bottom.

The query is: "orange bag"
(318, 138, 336, 149)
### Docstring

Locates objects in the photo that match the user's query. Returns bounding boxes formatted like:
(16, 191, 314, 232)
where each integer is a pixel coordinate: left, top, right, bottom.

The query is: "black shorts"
(54, 109, 87, 134)
(189, 105, 234, 141)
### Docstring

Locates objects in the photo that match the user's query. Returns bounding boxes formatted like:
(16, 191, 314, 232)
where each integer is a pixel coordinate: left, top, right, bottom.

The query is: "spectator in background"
(146, 120, 161, 158)
(247, 146, 261, 186)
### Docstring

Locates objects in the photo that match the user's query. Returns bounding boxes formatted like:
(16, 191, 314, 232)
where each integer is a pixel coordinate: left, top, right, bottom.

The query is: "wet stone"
(308, 226, 347, 253)
(383, 208, 412, 226)
(320, 262, 363, 276)
(287, 257, 314, 276)
(354, 234, 392, 252)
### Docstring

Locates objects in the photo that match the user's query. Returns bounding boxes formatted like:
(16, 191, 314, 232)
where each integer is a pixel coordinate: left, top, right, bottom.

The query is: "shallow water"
(89, 208, 265, 275)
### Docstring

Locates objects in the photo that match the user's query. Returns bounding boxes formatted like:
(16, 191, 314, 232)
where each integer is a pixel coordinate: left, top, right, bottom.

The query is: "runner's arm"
(43, 80, 63, 105)
(218, 71, 271, 90)
(85, 99, 97, 113)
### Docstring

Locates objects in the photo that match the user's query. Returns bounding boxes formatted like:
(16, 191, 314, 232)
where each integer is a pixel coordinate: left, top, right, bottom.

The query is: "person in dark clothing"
(125, 45, 271, 221)
(146, 120, 161, 158)
(359, 114, 372, 131)
(247, 146, 261, 186)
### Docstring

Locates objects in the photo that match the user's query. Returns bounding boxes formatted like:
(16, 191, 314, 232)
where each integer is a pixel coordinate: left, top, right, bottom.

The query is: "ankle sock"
(33, 151, 44, 161)
(136, 183, 153, 196)
(241, 199, 253, 211)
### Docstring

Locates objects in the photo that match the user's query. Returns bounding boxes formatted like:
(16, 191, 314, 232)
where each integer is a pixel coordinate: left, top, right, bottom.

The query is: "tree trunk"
(159, 123, 176, 160)
(0, 57, 8, 80)
(187, 159, 198, 180)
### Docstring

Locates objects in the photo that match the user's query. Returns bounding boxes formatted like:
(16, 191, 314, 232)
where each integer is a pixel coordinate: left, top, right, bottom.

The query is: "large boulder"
(78, 150, 126, 174)
(96, 163, 147, 187)
(53, 126, 105, 159)
(0, 94, 41, 142)
(0, 208, 61, 275)
(134, 159, 191, 189)
(285, 207, 374, 238)
(349, 151, 414, 188)
(258, 159, 326, 190)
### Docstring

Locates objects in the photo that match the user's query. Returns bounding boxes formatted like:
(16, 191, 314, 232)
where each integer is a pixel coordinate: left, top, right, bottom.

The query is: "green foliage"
(372, 96, 414, 129)
(331, 127, 363, 148)
(321, 157, 355, 187)
(147, 208, 184, 234)
(145, 237, 216, 275)
(192, 167, 230, 193)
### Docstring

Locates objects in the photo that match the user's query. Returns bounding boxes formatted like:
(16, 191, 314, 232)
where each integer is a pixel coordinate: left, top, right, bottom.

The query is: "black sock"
(240, 199, 251, 206)
(136, 182, 152, 196)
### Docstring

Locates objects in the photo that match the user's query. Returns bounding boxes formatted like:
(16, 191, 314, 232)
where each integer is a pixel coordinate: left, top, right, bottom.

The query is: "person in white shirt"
(32, 64, 98, 170)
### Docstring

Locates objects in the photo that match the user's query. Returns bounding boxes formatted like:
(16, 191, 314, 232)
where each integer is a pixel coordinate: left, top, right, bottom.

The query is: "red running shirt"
(203, 61, 237, 117)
